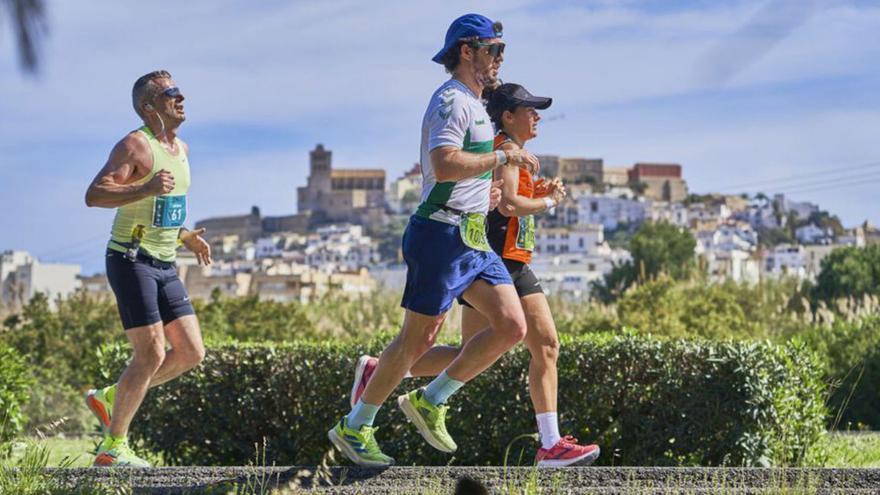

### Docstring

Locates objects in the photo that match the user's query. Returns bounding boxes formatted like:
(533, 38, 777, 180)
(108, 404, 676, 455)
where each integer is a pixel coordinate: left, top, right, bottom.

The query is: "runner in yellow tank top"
(106, 124, 192, 262)
(83, 70, 211, 468)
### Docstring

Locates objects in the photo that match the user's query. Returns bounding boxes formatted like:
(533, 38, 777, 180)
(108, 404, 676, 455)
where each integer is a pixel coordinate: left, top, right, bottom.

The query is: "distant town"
(3, 143, 879, 308)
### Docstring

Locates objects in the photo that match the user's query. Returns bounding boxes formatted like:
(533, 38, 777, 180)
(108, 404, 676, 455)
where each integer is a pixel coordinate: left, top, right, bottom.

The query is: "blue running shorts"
(400, 215, 512, 316)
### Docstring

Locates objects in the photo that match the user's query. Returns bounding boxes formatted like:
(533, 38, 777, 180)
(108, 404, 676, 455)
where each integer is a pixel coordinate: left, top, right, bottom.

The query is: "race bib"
(153, 195, 187, 228)
(516, 215, 536, 251)
(459, 212, 492, 252)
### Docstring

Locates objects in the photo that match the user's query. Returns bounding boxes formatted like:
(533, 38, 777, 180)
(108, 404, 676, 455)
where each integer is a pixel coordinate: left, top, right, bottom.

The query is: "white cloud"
(1, 0, 878, 267)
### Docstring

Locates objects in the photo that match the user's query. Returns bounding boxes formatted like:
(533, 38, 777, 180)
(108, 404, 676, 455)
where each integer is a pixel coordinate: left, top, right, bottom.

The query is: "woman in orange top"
(478, 83, 599, 466)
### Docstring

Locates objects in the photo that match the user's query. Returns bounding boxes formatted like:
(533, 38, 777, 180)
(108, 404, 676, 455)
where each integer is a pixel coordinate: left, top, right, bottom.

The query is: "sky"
(1, 0, 878, 274)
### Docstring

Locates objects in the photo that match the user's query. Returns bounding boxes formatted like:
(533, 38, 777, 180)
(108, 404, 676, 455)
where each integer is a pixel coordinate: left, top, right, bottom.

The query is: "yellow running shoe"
(85, 385, 115, 432)
(93, 436, 150, 468)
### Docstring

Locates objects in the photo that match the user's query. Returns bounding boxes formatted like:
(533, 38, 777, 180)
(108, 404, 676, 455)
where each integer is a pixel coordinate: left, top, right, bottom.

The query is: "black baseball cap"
(486, 83, 552, 121)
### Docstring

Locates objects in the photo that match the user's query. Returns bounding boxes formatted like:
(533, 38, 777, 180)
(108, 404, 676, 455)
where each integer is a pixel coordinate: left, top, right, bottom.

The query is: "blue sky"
(1, 0, 878, 274)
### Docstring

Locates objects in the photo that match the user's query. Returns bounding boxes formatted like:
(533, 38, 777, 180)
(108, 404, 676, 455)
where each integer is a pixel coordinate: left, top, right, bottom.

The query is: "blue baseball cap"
(432, 13, 503, 64)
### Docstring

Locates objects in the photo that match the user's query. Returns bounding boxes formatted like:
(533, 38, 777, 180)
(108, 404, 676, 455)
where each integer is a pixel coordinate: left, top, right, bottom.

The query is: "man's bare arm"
(85, 134, 173, 208)
(430, 145, 539, 183)
(495, 143, 564, 217)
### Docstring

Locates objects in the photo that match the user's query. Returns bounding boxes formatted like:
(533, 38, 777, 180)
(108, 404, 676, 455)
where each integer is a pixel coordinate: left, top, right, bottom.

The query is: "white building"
(386, 164, 422, 214)
(575, 193, 650, 231)
(1, 250, 81, 308)
(304, 224, 378, 272)
(535, 224, 605, 256)
(803, 245, 837, 280)
(255, 237, 284, 259)
(837, 227, 866, 247)
(762, 244, 808, 279)
(687, 202, 732, 229)
(705, 249, 760, 284)
(695, 222, 758, 253)
(179, 259, 376, 303)
(795, 224, 834, 245)
(650, 201, 689, 227)
(739, 197, 780, 230)
(531, 249, 631, 299)
(693, 223, 760, 283)
(774, 194, 819, 222)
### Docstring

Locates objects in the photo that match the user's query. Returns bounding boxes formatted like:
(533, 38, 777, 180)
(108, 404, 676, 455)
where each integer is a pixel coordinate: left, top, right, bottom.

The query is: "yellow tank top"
(107, 126, 191, 262)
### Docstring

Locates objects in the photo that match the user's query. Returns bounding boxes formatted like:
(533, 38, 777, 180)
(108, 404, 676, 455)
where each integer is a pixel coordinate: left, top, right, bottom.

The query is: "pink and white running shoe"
(535, 435, 600, 467)
(350, 355, 378, 408)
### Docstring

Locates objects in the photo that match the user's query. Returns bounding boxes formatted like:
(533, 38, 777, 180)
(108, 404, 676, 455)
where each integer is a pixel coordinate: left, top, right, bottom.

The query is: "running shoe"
(85, 385, 115, 432)
(327, 417, 394, 467)
(535, 435, 600, 467)
(93, 436, 151, 468)
(350, 355, 378, 408)
(397, 388, 457, 453)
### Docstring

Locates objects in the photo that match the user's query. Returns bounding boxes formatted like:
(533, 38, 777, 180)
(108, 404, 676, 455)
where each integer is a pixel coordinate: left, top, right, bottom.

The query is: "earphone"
(143, 102, 165, 136)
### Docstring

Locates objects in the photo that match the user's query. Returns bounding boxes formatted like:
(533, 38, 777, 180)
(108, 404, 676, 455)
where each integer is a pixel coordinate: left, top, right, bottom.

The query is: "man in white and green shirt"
(329, 13, 540, 466)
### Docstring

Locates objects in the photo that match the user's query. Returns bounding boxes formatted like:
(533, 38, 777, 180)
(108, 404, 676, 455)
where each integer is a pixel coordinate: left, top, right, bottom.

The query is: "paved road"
(50, 466, 880, 494)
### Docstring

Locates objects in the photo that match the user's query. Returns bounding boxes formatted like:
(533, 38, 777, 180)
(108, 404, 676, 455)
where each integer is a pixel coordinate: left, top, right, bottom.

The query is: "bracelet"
(542, 197, 556, 210)
(494, 150, 508, 167)
(177, 227, 188, 247)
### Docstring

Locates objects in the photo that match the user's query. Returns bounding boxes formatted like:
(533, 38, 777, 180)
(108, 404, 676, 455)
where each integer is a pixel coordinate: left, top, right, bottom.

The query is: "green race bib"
(516, 215, 536, 251)
(459, 212, 492, 252)
(152, 195, 187, 228)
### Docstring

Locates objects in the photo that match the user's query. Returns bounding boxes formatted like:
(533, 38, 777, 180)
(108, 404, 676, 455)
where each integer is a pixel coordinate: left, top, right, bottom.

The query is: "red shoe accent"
(350, 356, 378, 407)
(87, 393, 110, 428)
(93, 452, 115, 467)
(535, 435, 600, 467)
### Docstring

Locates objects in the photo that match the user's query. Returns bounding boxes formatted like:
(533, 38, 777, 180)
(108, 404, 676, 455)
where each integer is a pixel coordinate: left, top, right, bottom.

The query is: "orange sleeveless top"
(487, 133, 537, 264)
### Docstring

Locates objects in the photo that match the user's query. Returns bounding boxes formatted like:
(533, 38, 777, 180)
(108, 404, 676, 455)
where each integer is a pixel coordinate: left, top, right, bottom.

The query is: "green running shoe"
(397, 388, 457, 453)
(93, 437, 150, 468)
(85, 385, 114, 432)
(327, 417, 395, 467)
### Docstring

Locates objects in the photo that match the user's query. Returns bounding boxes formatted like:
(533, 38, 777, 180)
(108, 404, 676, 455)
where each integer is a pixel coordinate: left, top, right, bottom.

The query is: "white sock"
(536, 412, 561, 450)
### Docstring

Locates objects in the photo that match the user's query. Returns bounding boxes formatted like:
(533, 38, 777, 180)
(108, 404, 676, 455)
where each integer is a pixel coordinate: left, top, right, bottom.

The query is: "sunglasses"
(470, 41, 505, 58)
(159, 86, 182, 98)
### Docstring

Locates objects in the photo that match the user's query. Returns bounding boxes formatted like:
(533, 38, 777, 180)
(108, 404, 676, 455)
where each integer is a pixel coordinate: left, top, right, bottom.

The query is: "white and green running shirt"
(417, 78, 495, 225)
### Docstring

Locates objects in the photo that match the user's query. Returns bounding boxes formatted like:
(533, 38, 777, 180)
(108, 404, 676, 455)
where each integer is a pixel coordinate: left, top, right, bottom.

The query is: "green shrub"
(592, 221, 697, 302)
(0, 292, 124, 433)
(195, 290, 404, 343)
(194, 292, 314, 343)
(549, 298, 620, 336)
(0, 290, 403, 433)
(615, 278, 807, 340)
(800, 315, 880, 429)
(0, 344, 32, 457)
(813, 245, 880, 304)
(19, 381, 93, 436)
(94, 334, 826, 467)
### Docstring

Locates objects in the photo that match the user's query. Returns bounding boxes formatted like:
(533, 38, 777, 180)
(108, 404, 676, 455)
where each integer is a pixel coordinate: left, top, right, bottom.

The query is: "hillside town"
(3, 144, 878, 307)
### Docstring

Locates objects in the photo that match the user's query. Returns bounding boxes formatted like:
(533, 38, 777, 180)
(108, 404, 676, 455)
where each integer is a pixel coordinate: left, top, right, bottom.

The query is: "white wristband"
(542, 197, 556, 210)
(494, 150, 508, 166)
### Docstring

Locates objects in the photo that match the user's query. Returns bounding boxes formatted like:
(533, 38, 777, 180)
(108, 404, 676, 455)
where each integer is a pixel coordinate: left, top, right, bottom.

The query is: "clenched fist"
(145, 169, 175, 195)
(504, 149, 540, 175)
(489, 179, 504, 210)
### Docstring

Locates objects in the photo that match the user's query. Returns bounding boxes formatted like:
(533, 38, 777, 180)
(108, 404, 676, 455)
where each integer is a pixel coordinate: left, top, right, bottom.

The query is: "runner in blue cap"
(328, 13, 539, 466)
(351, 83, 602, 468)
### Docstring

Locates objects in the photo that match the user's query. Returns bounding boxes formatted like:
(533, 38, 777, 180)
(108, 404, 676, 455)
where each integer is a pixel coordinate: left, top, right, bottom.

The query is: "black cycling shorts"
(458, 258, 544, 309)
(106, 249, 195, 330)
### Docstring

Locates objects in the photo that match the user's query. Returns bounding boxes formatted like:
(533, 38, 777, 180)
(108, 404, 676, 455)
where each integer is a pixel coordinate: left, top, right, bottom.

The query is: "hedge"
(0, 343, 32, 457)
(93, 333, 827, 467)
